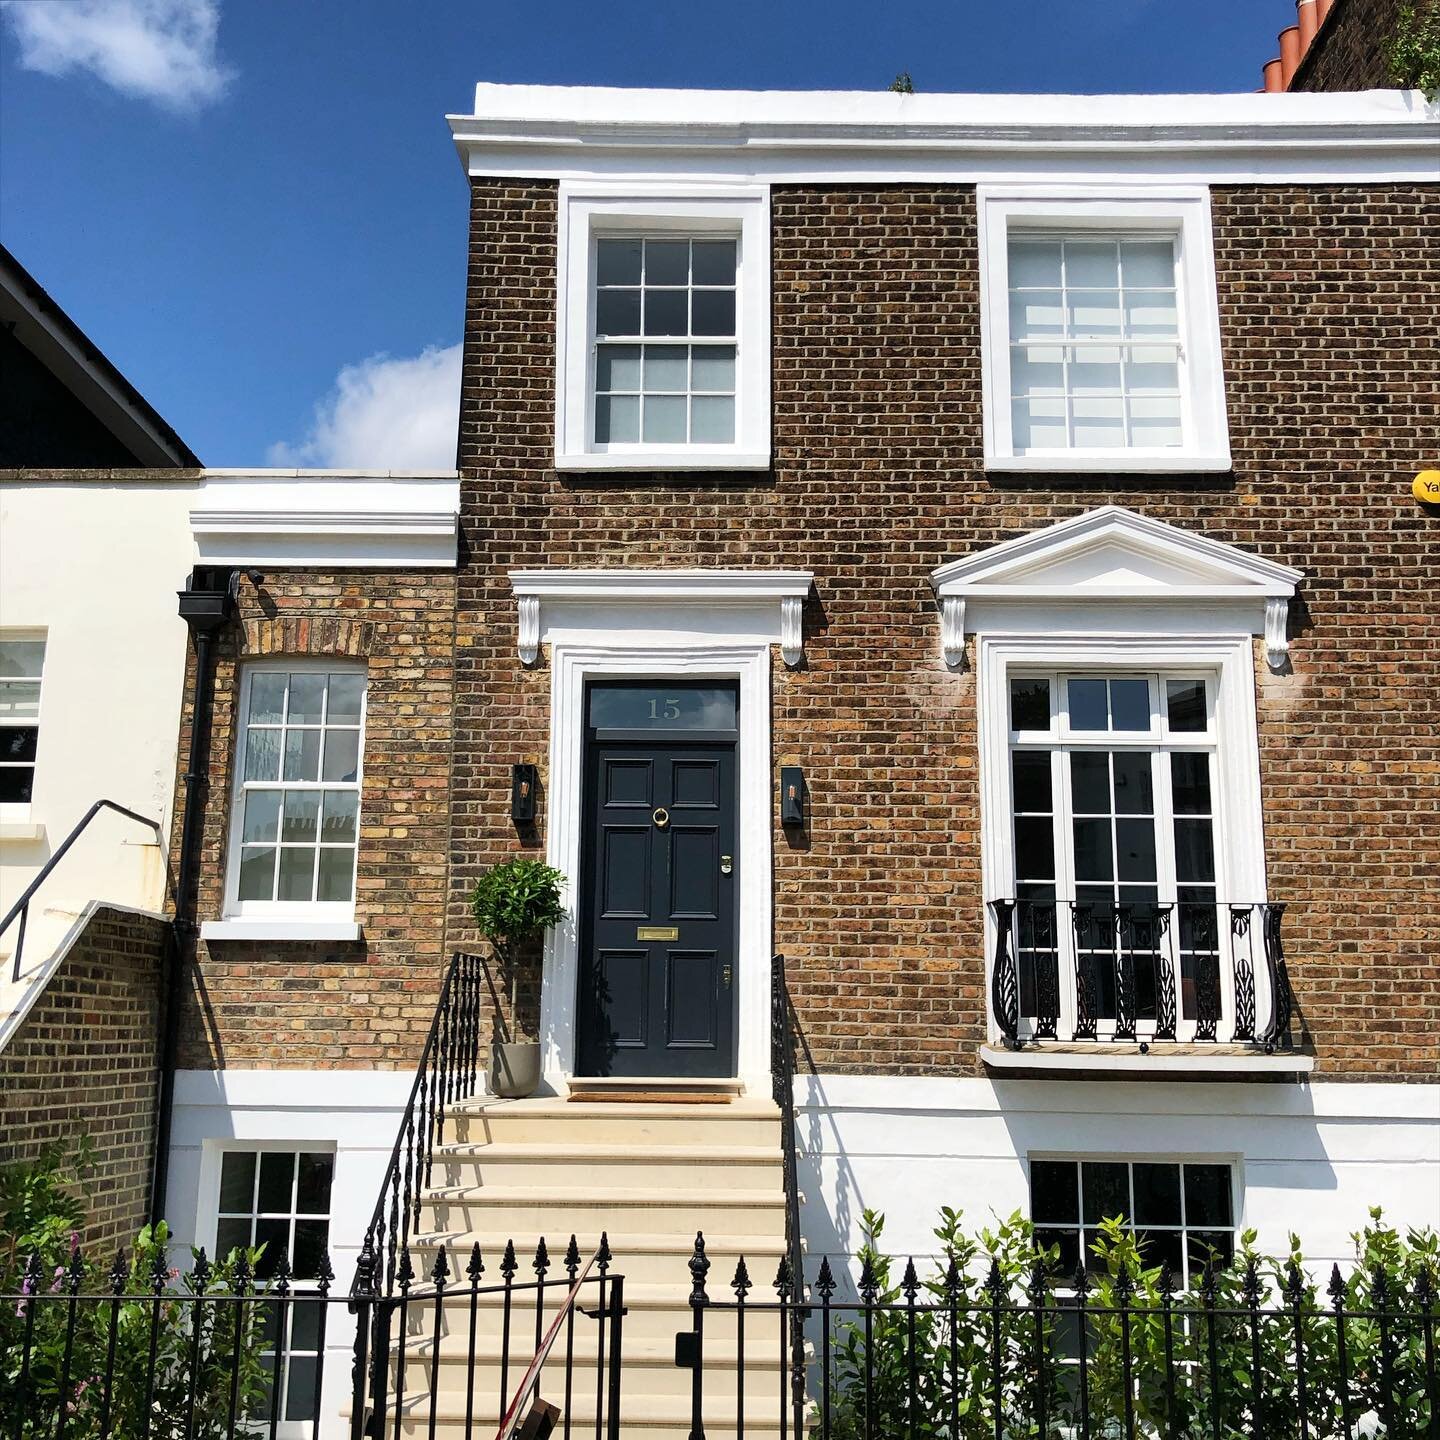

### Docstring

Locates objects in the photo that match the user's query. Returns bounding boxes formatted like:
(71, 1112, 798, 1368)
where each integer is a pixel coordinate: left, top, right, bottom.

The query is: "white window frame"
(216, 660, 366, 932)
(977, 183, 1231, 473)
(0, 629, 46, 826)
(555, 184, 771, 472)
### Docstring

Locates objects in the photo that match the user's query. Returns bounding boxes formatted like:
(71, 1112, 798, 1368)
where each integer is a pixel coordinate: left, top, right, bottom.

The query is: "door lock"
(722, 963, 733, 989)
(720, 854, 733, 875)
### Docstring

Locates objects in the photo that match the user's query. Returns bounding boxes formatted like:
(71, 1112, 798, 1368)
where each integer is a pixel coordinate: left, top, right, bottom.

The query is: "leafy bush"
(1386, 2, 1440, 98)
(469, 856, 567, 1040)
(821, 1204, 1438, 1438)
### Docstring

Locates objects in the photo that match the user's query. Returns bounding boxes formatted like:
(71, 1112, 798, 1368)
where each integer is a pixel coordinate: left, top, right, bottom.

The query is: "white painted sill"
(200, 919, 363, 943)
(554, 450, 772, 473)
(0, 821, 45, 843)
(980, 1043, 1315, 1076)
(985, 451, 1233, 475)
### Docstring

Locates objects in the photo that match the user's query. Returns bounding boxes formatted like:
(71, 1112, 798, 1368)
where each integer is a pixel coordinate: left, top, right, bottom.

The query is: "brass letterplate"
(637, 925, 679, 941)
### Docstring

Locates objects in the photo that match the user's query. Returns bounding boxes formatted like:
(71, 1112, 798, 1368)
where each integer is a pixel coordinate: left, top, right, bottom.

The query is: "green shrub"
(1386, 2, 1440, 98)
(468, 856, 567, 1040)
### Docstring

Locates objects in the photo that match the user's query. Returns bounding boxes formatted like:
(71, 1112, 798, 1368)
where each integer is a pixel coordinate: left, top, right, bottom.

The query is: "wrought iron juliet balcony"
(986, 898, 1294, 1053)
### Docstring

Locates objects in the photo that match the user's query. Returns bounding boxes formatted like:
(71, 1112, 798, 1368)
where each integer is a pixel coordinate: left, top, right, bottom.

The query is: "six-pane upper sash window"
(1007, 233, 1183, 453)
(0, 636, 45, 806)
(1008, 672, 1220, 1036)
(232, 666, 365, 908)
(593, 236, 738, 446)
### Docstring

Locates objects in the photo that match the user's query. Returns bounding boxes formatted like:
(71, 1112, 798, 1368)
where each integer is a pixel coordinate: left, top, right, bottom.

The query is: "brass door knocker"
(652, 807, 670, 829)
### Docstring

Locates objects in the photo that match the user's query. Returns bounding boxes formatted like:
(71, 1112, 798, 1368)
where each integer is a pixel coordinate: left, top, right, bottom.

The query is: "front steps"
(388, 1093, 798, 1437)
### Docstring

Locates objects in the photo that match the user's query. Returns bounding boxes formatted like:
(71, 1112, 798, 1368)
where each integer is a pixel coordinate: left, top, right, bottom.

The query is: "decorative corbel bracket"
(1263, 596, 1289, 672)
(940, 596, 966, 670)
(780, 596, 804, 668)
(517, 594, 541, 665)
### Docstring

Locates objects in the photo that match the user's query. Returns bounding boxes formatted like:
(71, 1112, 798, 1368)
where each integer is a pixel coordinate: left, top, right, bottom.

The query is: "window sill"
(979, 1042, 1314, 1076)
(984, 451, 1233, 475)
(200, 919, 363, 943)
(554, 450, 772, 474)
(0, 820, 45, 843)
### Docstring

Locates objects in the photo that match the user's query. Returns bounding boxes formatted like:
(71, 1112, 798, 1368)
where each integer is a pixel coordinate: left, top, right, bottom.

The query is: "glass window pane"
(691, 239, 737, 286)
(1137, 1228, 1185, 1276)
(1010, 290, 1063, 339)
(290, 1297, 323, 1352)
(1174, 819, 1216, 883)
(1011, 751, 1052, 813)
(282, 730, 320, 782)
(1170, 753, 1212, 815)
(644, 239, 689, 285)
(643, 289, 688, 337)
(288, 674, 325, 725)
(595, 394, 639, 444)
(296, 1153, 334, 1214)
(316, 847, 355, 902)
(595, 238, 641, 286)
(243, 728, 281, 782)
(1121, 239, 1175, 288)
(292, 1219, 329, 1280)
(257, 1153, 295, 1213)
(1125, 290, 1179, 337)
(1008, 239, 1063, 288)
(0, 679, 42, 719)
(248, 673, 286, 725)
(1012, 397, 1067, 450)
(0, 639, 45, 678)
(238, 847, 277, 901)
(588, 684, 739, 731)
(1039, 1227, 1081, 1277)
(690, 395, 734, 443)
(1128, 397, 1184, 448)
(1072, 819, 1113, 882)
(1069, 753, 1111, 814)
(281, 791, 320, 844)
(1009, 678, 1051, 731)
(0, 767, 34, 804)
(1109, 679, 1151, 732)
(216, 1217, 252, 1259)
(1014, 816, 1055, 881)
(326, 674, 364, 724)
(322, 729, 359, 783)
(642, 395, 687, 443)
(1082, 1162, 1130, 1224)
(1188, 1230, 1234, 1274)
(691, 346, 735, 392)
(0, 725, 38, 763)
(1125, 346, 1180, 395)
(1068, 290, 1122, 338)
(1010, 345, 1065, 397)
(1116, 818, 1158, 882)
(595, 344, 641, 393)
(643, 345, 688, 392)
(1069, 347, 1122, 396)
(1065, 240, 1119, 288)
(1068, 679, 1108, 731)
(277, 846, 316, 902)
(691, 289, 736, 337)
(1166, 679, 1207, 732)
(219, 1152, 256, 1212)
(596, 288, 641, 337)
(242, 791, 281, 844)
(254, 1219, 290, 1279)
(1132, 1163, 1182, 1225)
(321, 791, 359, 844)
(1071, 396, 1124, 448)
(284, 1355, 319, 1422)
(1112, 752, 1154, 814)
(1030, 1159, 1079, 1223)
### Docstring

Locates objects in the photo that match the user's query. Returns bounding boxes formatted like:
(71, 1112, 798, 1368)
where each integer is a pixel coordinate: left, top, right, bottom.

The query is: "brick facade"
(0, 907, 168, 1252)
(444, 177, 1439, 1083)
(1291, 0, 1415, 91)
(173, 569, 456, 1070)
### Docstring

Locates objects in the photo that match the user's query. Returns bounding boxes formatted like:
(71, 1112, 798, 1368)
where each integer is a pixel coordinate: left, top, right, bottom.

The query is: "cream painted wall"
(0, 477, 197, 974)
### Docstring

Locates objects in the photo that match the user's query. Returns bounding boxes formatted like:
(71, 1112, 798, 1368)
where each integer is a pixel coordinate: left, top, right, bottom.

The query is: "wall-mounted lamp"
(780, 766, 805, 828)
(511, 763, 538, 824)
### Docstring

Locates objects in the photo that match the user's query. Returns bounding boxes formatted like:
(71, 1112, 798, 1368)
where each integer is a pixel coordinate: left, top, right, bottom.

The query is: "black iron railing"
(676, 1234, 1439, 1439)
(0, 798, 162, 981)
(770, 952, 808, 1435)
(988, 898, 1294, 1052)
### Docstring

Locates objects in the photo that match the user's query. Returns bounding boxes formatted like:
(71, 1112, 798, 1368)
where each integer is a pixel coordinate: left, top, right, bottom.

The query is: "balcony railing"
(987, 898, 1294, 1052)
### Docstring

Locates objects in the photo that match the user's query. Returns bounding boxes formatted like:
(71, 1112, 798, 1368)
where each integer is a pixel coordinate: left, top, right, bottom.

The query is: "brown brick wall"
(450, 177, 1439, 1082)
(0, 906, 168, 1252)
(1291, 0, 1412, 91)
(173, 569, 457, 1070)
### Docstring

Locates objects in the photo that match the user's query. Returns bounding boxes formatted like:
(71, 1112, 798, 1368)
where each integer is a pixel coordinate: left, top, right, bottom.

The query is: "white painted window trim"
(556, 184, 771, 472)
(540, 640, 774, 1095)
(977, 629, 1271, 1047)
(212, 660, 367, 937)
(0, 628, 46, 832)
(976, 183, 1231, 473)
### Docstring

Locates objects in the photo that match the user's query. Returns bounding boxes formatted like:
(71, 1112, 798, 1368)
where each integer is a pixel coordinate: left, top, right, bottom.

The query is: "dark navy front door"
(576, 682, 739, 1079)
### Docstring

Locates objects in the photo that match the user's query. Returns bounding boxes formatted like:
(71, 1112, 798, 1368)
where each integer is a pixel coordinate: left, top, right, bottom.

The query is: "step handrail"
(2, 799, 162, 981)
(770, 952, 807, 1437)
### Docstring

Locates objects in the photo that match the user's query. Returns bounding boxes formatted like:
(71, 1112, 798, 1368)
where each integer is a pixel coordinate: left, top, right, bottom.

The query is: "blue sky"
(0, 0, 1293, 468)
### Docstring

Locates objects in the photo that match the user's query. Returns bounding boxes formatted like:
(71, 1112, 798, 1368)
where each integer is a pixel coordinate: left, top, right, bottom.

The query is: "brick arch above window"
(240, 617, 374, 659)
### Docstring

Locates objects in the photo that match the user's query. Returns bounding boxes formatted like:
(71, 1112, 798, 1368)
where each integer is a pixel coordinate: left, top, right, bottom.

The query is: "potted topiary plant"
(468, 856, 567, 1098)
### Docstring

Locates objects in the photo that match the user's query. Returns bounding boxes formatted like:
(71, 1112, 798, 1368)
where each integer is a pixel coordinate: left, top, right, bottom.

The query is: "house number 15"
(648, 698, 682, 720)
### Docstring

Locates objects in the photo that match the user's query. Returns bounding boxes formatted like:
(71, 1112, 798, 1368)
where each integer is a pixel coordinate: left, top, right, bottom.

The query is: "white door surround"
(513, 569, 813, 1096)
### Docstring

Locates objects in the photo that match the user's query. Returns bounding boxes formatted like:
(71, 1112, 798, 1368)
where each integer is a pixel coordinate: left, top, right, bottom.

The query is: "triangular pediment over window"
(929, 507, 1302, 670)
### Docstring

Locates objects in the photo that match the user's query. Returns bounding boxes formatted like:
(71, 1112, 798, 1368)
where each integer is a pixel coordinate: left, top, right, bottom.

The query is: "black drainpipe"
(149, 566, 260, 1225)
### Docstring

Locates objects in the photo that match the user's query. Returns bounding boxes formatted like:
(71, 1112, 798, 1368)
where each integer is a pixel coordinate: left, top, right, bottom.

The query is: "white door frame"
(540, 640, 774, 1094)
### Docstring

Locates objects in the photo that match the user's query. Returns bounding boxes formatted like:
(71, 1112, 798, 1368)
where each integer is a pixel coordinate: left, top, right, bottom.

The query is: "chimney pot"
(1279, 24, 1302, 86)
(1317, 0, 1334, 25)
(1298, 0, 1318, 49)
(1263, 57, 1285, 92)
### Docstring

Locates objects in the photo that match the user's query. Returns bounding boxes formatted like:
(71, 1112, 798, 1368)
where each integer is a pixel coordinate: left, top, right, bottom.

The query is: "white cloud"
(1, 0, 233, 111)
(267, 343, 463, 471)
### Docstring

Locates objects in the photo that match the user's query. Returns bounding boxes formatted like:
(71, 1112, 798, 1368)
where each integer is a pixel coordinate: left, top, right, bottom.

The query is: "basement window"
(0, 634, 45, 815)
(977, 185, 1231, 473)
